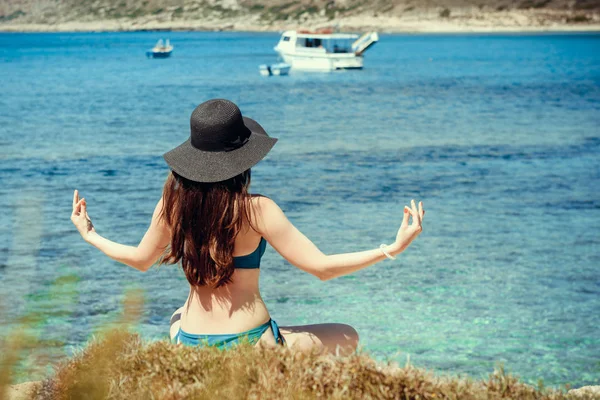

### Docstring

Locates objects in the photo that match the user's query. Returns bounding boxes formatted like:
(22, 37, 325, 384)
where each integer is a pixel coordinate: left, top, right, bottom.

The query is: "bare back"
(179, 197, 271, 334)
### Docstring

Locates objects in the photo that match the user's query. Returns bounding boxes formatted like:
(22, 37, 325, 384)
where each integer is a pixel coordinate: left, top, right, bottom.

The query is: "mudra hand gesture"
(71, 189, 95, 241)
(394, 199, 424, 252)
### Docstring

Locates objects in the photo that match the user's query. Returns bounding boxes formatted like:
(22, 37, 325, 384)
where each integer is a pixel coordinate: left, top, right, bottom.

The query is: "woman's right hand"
(393, 199, 424, 253)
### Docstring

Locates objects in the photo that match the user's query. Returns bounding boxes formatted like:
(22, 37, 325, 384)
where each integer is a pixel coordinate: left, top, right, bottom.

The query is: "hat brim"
(163, 117, 277, 183)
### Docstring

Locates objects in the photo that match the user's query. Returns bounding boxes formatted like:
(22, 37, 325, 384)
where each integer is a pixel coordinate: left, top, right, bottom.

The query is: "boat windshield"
(296, 37, 353, 53)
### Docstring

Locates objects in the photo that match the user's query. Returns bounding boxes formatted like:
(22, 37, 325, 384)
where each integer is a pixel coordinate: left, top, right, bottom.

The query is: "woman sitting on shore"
(70, 99, 425, 354)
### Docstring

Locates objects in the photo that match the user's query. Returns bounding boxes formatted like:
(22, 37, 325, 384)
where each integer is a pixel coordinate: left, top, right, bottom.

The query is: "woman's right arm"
(71, 190, 170, 272)
(254, 197, 424, 281)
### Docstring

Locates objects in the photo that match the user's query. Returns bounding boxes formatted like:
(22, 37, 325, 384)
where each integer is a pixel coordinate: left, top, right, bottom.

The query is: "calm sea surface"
(0, 32, 599, 387)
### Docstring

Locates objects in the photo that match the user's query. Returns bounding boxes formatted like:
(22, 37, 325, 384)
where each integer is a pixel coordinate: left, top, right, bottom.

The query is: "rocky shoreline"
(1, 10, 599, 33)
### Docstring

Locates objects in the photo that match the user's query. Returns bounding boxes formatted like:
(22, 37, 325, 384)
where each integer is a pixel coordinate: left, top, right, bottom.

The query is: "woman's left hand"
(71, 189, 95, 241)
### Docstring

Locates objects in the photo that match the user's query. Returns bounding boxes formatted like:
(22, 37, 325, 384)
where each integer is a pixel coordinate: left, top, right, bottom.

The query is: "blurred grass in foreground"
(0, 276, 144, 400)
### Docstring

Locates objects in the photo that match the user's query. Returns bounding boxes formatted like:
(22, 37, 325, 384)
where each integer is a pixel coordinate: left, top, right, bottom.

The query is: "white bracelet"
(379, 244, 396, 260)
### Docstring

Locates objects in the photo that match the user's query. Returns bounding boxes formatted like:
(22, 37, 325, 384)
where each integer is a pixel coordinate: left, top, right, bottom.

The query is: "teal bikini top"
(232, 237, 266, 269)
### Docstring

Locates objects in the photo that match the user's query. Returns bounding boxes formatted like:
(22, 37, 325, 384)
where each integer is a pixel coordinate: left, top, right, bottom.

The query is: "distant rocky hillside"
(1, 0, 599, 31)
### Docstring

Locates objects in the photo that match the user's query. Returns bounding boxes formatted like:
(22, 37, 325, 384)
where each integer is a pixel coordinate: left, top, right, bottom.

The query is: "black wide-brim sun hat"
(163, 99, 277, 183)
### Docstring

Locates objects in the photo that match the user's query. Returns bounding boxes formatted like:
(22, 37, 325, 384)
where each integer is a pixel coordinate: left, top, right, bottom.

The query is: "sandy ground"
(5, 381, 41, 400)
(0, 11, 599, 33)
(567, 386, 600, 398)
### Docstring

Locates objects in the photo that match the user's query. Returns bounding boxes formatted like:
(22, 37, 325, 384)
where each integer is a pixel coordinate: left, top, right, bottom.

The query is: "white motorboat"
(274, 29, 378, 71)
(271, 63, 291, 75)
(259, 62, 291, 76)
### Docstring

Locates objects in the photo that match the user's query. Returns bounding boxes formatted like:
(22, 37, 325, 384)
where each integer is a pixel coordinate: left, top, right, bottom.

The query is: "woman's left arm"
(71, 190, 171, 272)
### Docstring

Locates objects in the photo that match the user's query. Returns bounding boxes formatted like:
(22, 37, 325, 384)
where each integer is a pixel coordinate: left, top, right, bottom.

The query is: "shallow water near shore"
(0, 32, 599, 387)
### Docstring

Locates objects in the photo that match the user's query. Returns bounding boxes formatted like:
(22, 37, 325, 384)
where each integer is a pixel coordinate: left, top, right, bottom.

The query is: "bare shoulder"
(250, 195, 278, 211)
(249, 195, 286, 233)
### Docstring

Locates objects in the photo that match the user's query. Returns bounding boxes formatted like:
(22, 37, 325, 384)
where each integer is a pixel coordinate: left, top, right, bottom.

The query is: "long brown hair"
(159, 169, 254, 288)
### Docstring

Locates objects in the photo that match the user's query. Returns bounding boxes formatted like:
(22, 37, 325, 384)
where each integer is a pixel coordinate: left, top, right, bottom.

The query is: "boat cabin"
(277, 30, 360, 54)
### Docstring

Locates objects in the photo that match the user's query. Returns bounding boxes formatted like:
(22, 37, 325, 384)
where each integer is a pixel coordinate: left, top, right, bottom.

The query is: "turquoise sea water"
(0, 32, 599, 387)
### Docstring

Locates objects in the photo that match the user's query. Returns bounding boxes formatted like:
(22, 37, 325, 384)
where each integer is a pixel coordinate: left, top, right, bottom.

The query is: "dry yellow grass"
(27, 330, 585, 400)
